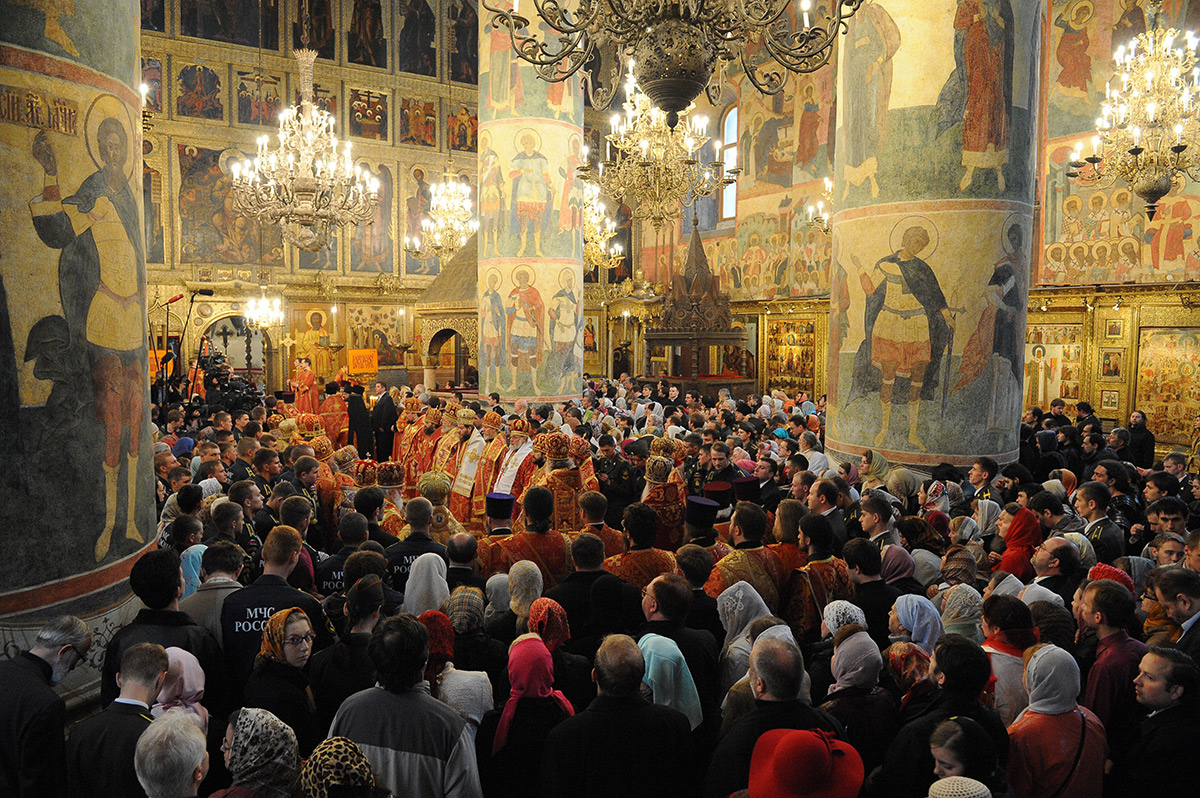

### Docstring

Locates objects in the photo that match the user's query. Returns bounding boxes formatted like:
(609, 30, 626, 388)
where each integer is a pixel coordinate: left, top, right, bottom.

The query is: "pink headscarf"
(492, 636, 574, 755)
(880, 544, 916, 584)
(152, 647, 208, 732)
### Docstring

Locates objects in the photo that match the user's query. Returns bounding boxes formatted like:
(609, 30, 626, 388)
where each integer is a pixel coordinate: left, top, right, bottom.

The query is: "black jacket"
(447, 565, 488, 596)
(366, 520, 400, 549)
(308, 632, 376, 732)
(1110, 702, 1200, 794)
(477, 698, 570, 798)
(544, 570, 608, 638)
(0, 652, 66, 796)
(314, 546, 357, 596)
(851, 579, 903, 651)
(346, 394, 372, 456)
(1085, 517, 1126, 565)
(384, 533, 447, 593)
(67, 700, 153, 798)
(1033, 573, 1080, 609)
(759, 480, 785, 514)
(1175, 619, 1200, 662)
(243, 656, 321, 757)
(685, 588, 725, 648)
(370, 391, 397, 433)
(1128, 425, 1157, 469)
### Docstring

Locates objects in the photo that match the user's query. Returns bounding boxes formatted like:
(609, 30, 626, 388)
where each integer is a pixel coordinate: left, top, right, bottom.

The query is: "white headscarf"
(483, 573, 509, 625)
(717, 581, 771, 652)
(822, 600, 867, 638)
(975, 499, 1002, 538)
(992, 573, 1025, 598)
(1020, 582, 1064, 607)
(1016, 644, 1080, 722)
(403, 552, 450, 616)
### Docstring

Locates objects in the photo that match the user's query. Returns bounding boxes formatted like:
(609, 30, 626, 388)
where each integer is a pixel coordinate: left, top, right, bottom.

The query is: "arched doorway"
(427, 328, 474, 389)
(197, 315, 270, 393)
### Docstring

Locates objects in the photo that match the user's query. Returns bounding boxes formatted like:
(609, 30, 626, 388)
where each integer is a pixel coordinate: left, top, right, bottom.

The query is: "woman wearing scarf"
(929, 545, 980, 602)
(447, 586, 510, 705)
(880, 544, 926, 596)
(1054, 468, 1078, 503)
(992, 504, 1041, 582)
(485, 561, 542, 645)
(476, 635, 574, 798)
(896, 517, 947, 587)
(1061, 532, 1097, 570)
(859, 449, 891, 490)
(884, 594, 943, 715)
(483, 574, 510, 626)
(717, 581, 772, 694)
(920, 481, 950, 517)
(529, 597, 595, 712)
(940, 584, 985, 644)
(1140, 568, 1183, 646)
(300, 737, 388, 798)
(974, 499, 1002, 547)
(242, 607, 320, 756)
(418, 610, 494, 735)
(152, 647, 208, 732)
(980, 594, 1038, 725)
(404, 552, 450, 616)
(1006, 644, 1106, 798)
(212, 707, 300, 798)
(838, 460, 861, 489)
(886, 468, 922, 516)
(638, 633, 703, 730)
(819, 625, 898, 775)
(888, 594, 943, 655)
(985, 571, 1025, 599)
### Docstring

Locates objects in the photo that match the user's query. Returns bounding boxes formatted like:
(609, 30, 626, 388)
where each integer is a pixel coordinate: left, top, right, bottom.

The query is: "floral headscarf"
(300, 737, 377, 798)
(950, 517, 982, 544)
(529, 597, 571, 651)
(717, 581, 771, 652)
(941, 547, 978, 588)
(259, 607, 311, 664)
(884, 642, 930, 696)
(418, 610, 456, 696)
(923, 481, 950, 515)
(226, 708, 300, 798)
(447, 586, 485, 634)
(508, 561, 544, 618)
(493, 636, 573, 754)
(822, 600, 867, 638)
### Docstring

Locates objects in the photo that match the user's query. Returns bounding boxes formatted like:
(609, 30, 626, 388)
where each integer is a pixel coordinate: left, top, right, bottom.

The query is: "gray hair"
(1110, 427, 1131, 444)
(750, 636, 804, 699)
(801, 431, 822, 451)
(33, 616, 90, 651)
(134, 708, 207, 798)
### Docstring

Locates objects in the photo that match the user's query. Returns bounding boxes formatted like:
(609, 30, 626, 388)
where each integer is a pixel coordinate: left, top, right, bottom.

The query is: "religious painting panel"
(478, 8, 582, 123)
(396, 0, 439, 77)
(1098, 347, 1124, 382)
(142, 0, 166, 32)
(722, 314, 759, 382)
(766, 318, 815, 397)
(738, 75, 797, 199)
(826, 206, 1032, 463)
(345, 0, 389, 70)
(1134, 327, 1200, 446)
(449, 0, 479, 83)
(290, 304, 346, 382)
(143, 137, 166, 264)
(141, 56, 164, 114)
(582, 312, 601, 369)
(351, 159, 395, 273)
(349, 87, 389, 142)
(1045, 0, 1122, 141)
(292, 0, 337, 60)
(348, 305, 408, 367)
(234, 66, 285, 128)
(296, 82, 338, 118)
(180, 0, 279, 47)
(447, 103, 478, 152)
(403, 162, 438, 275)
(1023, 324, 1082, 412)
(297, 231, 340, 271)
(1100, 388, 1120, 413)
(398, 95, 438, 147)
(174, 63, 225, 122)
(177, 144, 284, 265)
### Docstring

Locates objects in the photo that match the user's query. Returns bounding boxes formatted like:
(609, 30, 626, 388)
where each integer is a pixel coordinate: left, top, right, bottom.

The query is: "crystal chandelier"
(245, 289, 284, 330)
(1067, 1, 1200, 219)
(583, 182, 625, 275)
(482, 0, 862, 121)
(404, 163, 480, 266)
(577, 67, 737, 230)
(229, 3, 378, 251)
(806, 177, 833, 236)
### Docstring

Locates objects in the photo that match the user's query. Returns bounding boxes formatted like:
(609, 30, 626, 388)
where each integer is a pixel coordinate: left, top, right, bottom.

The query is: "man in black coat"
(843, 538, 903, 651)
(68, 643, 168, 798)
(346, 384, 373, 457)
(541, 634, 698, 798)
(872, 635, 1009, 798)
(704, 635, 845, 798)
(370, 380, 398, 461)
(101, 550, 228, 714)
(545, 533, 609, 637)
(1110, 647, 1200, 794)
(445, 533, 488, 595)
(675, 541, 725, 647)
(1154, 567, 1200, 662)
(0, 616, 92, 796)
(383, 498, 447, 593)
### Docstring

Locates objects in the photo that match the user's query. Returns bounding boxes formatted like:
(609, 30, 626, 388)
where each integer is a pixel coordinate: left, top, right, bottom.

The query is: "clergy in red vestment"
(642, 455, 685, 552)
(317, 382, 349, 448)
(705, 501, 787, 612)
(469, 411, 510, 535)
(570, 435, 599, 492)
(478, 492, 516, 578)
(447, 409, 487, 528)
(498, 485, 574, 589)
(571, 490, 625, 558)
(780, 512, 854, 645)
(604, 502, 677, 591)
(684, 495, 733, 563)
(430, 402, 463, 474)
(391, 396, 424, 462)
(291, 358, 320, 414)
(403, 407, 443, 501)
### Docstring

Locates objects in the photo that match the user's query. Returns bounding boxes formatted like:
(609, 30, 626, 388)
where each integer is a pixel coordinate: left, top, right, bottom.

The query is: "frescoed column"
(477, 9, 585, 403)
(0, 3, 149, 687)
(825, 0, 1043, 468)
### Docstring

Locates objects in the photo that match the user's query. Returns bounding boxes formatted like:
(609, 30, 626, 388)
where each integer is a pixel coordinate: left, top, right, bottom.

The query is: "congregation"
(5, 377, 1200, 798)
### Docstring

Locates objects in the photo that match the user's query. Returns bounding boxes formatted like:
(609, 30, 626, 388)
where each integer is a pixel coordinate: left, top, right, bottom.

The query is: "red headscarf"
(997, 506, 1041, 582)
(925, 511, 950, 542)
(418, 611, 456, 698)
(1088, 563, 1135, 594)
(528, 598, 571, 651)
(492, 636, 574, 755)
(1059, 468, 1078, 497)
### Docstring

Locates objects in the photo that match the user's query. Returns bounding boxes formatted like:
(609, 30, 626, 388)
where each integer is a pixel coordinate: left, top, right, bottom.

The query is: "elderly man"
(447, 409, 487, 524)
(1029, 535, 1082, 607)
(133, 709, 209, 798)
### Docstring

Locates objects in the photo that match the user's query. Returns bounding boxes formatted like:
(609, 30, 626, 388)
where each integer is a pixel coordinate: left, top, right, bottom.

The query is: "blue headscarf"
(895, 594, 944, 655)
(638, 633, 703, 730)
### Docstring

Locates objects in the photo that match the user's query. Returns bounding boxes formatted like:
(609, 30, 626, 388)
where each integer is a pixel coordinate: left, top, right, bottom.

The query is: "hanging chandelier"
(806, 177, 833, 236)
(245, 289, 284, 330)
(576, 66, 737, 230)
(481, 0, 862, 122)
(583, 182, 625, 275)
(404, 162, 480, 266)
(230, 2, 378, 251)
(1067, 0, 1200, 219)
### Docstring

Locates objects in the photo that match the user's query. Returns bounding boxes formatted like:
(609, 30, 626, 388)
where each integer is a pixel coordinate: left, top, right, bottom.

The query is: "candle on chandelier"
(1092, 136, 1099, 156)
(1177, 123, 1184, 144)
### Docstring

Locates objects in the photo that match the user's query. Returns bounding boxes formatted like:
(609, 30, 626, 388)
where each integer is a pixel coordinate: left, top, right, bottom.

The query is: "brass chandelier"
(245, 288, 284, 331)
(481, 0, 863, 122)
(806, 177, 833, 236)
(576, 68, 737, 230)
(404, 162, 480, 266)
(1067, 0, 1200, 219)
(583, 182, 625, 275)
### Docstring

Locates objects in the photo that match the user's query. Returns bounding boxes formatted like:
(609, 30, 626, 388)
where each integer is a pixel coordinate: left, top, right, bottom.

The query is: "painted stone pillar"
(825, 0, 1042, 468)
(0, 3, 149, 692)
(477, 9, 585, 402)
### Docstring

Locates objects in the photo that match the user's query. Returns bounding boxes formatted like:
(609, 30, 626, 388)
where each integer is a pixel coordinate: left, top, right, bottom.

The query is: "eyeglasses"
(283, 633, 316, 647)
(1142, 592, 1158, 602)
(221, 736, 233, 753)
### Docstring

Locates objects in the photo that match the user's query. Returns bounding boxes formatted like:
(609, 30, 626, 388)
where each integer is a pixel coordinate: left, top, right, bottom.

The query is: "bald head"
(594, 633, 645, 697)
(750, 636, 804, 701)
(446, 532, 477, 565)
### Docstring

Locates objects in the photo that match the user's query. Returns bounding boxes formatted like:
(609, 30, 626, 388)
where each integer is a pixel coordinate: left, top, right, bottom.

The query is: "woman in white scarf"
(403, 552, 450, 616)
(716, 581, 771, 693)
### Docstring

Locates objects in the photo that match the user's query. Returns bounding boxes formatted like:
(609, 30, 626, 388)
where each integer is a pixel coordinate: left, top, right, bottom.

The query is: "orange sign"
(348, 348, 379, 375)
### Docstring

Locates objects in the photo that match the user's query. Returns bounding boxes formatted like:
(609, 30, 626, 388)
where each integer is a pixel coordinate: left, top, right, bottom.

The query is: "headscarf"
(886, 467, 921, 501)
(840, 460, 861, 487)
(493, 636, 574, 754)
(828, 629, 883, 694)
(945, 481, 966, 512)
(508, 561, 544, 618)
(152, 647, 208, 731)
(884, 642, 930, 696)
(861, 450, 891, 488)
(929, 777, 992, 798)
(941, 547, 978, 587)
(1016, 644, 1080, 722)
(1088, 563, 1135, 594)
(880, 544, 916, 584)
(940, 584, 984, 640)
(974, 499, 1001, 539)
(300, 737, 376, 798)
(950, 516, 982, 544)
(926, 511, 951, 542)
(404, 552, 450, 617)
(894, 594, 943, 655)
(484, 573, 510, 625)
(1126, 556, 1156, 595)
(1058, 468, 1078, 497)
(991, 573, 1025, 597)
(226, 708, 300, 798)
(717, 581, 771, 652)
(418, 611, 456, 695)
(923, 481, 950, 515)
(172, 437, 195, 457)
(1062, 532, 1098, 569)
(528, 597, 571, 651)
(447, 586, 486, 634)
(259, 607, 311, 664)
(1020, 582, 1064, 607)
(638, 633, 704, 730)
(1041, 479, 1067, 502)
(822, 600, 867, 637)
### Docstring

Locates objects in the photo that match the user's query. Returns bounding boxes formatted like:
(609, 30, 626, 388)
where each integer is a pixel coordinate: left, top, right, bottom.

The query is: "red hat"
(748, 729, 863, 798)
(1088, 563, 1135, 594)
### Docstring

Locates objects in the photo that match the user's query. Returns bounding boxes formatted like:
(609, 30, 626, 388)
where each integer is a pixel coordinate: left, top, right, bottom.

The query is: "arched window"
(719, 106, 738, 221)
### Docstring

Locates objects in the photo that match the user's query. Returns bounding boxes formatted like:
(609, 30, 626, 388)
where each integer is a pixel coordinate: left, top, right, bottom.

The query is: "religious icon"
(295, 310, 336, 379)
(548, 268, 582, 388)
(235, 68, 283, 127)
(510, 129, 552, 258)
(1100, 389, 1120, 413)
(397, 0, 438, 76)
(348, 0, 388, 69)
(504, 266, 546, 395)
(478, 131, 507, 258)
(480, 268, 506, 389)
(1106, 319, 1124, 338)
(1099, 348, 1124, 380)
(176, 64, 224, 121)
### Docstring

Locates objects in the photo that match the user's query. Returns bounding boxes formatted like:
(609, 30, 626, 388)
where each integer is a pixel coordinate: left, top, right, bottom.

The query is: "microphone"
(195, 288, 215, 296)
(164, 293, 186, 304)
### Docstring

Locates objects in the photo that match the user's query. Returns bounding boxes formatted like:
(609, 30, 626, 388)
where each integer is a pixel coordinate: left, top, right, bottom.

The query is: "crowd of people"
(4, 376, 1200, 798)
